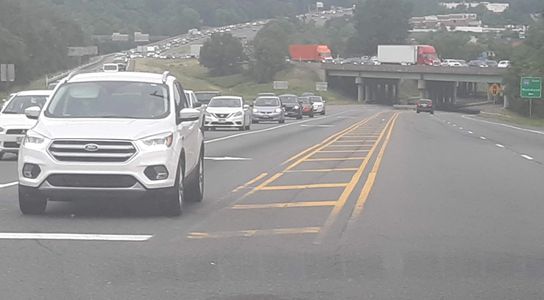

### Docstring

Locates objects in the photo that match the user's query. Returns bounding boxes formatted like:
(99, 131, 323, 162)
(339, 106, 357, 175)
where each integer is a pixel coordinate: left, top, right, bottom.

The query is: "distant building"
(439, 2, 510, 13)
(410, 13, 481, 29)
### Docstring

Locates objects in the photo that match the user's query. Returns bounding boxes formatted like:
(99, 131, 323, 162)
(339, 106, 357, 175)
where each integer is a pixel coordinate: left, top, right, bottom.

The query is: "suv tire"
(160, 158, 184, 216)
(19, 185, 47, 215)
(186, 150, 204, 202)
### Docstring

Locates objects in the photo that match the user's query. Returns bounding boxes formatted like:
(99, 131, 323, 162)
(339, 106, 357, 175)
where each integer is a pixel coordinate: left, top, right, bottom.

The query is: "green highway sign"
(520, 77, 542, 99)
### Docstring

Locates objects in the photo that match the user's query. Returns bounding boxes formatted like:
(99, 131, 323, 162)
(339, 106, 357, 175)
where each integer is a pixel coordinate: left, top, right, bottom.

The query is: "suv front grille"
(6, 129, 27, 135)
(3, 142, 20, 149)
(46, 174, 138, 188)
(49, 140, 136, 162)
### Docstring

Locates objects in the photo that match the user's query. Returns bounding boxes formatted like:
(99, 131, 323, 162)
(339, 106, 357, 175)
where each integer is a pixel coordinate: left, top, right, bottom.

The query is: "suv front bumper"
(18, 141, 179, 198)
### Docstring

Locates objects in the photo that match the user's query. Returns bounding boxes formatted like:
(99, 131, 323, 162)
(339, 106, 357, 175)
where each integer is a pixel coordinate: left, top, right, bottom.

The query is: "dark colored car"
(416, 99, 434, 114)
(279, 94, 302, 119)
(468, 60, 488, 68)
(195, 91, 221, 105)
(298, 96, 314, 118)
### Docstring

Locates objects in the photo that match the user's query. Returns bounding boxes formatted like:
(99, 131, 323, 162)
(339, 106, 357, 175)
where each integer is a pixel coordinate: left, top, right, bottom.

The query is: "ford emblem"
(84, 143, 99, 152)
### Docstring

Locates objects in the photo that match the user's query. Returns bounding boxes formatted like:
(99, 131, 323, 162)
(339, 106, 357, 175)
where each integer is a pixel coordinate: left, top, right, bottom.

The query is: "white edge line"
(521, 155, 534, 160)
(204, 111, 347, 144)
(480, 136, 487, 140)
(495, 144, 505, 148)
(468, 131, 473, 134)
(0, 233, 152, 241)
(462, 115, 544, 136)
(0, 182, 18, 189)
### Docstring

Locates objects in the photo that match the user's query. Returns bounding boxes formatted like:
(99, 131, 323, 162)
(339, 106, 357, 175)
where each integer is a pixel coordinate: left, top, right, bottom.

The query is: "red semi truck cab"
(289, 44, 333, 62)
(417, 45, 439, 66)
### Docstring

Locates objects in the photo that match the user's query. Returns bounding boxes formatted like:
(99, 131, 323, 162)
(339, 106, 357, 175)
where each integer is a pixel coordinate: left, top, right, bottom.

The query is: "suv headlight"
(294, 105, 299, 110)
(275, 108, 282, 113)
(204, 111, 212, 117)
(233, 111, 243, 117)
(253, 108, 258, 113)
(23, 132, 46, 145)
(141, 132, 173, 147)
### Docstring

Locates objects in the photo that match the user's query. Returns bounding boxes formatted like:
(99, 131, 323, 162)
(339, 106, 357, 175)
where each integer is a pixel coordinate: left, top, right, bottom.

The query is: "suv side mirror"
(193, 102, 202, 108)
(178, 108, 200, 123)
(25, 106, 41, 119)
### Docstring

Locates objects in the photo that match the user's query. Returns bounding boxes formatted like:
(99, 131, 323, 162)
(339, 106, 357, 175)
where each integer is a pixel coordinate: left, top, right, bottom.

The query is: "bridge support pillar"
(356, 77, 364, 103)
(452, 82, 458, 105)
(418, 80, 427, 99)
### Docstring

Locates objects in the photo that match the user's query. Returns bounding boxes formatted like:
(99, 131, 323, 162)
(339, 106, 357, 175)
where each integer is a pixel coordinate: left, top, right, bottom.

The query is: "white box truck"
(377, 45, 417, 65)
(377, 45, 439, 65)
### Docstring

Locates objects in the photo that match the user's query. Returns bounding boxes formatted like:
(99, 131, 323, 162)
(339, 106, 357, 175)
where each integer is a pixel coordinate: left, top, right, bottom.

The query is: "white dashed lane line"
(439, 116, 538, 163)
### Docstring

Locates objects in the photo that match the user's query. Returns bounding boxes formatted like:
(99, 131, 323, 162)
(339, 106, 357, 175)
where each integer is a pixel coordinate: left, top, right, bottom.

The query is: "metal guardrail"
(45, 55, 109, 87)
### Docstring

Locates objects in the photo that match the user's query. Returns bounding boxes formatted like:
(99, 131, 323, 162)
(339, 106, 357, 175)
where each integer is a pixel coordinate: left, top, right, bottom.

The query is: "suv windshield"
(279, 95, 298, 103)
(255, 97, 280, 106)
(44, 81, 169, 119)
(2, 95, 48, 114)
(208, 98, 241, 107)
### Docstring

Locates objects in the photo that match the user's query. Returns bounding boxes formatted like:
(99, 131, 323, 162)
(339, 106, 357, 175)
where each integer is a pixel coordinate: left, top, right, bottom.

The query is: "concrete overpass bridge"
(323, 64, 507, 108)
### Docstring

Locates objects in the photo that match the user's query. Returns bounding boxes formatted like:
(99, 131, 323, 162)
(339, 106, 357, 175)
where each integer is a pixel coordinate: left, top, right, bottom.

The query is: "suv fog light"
(144, 165, 169, 180)
(23, 163, 41, 179)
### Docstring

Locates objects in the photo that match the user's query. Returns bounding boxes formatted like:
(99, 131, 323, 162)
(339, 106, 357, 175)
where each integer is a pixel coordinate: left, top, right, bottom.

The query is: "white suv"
(0, 90, 52, 160)
(18, 71, 204, 216)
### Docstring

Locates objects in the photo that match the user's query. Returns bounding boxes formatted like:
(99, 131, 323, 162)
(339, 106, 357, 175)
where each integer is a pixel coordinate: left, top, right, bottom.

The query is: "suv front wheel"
(160, 158, 185, 216)
(19, 185, 47, 215)
(185, 149, 204, 202)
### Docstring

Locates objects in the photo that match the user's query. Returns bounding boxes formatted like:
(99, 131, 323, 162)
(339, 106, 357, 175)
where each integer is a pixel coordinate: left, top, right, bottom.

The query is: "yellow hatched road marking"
(232, 201, 337, 209)
(350, 113, 399, 220)
(187, 227, 321, 239)
(305, 157, 366, 162)
(318, 150, 369, 153)
(342, 135, 380, 138)
(232, 173, 268, 192)
(314, 113, 399, 244)
(284, 112, 384, 171)
(281, 113, 383, 166)
(285, 168, 359, 173)
(260, 183, 348, 191)
(323, 144, 373, 148)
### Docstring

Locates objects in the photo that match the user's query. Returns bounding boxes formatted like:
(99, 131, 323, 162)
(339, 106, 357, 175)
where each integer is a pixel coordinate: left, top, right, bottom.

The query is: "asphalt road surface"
(1, 105, 544, 299)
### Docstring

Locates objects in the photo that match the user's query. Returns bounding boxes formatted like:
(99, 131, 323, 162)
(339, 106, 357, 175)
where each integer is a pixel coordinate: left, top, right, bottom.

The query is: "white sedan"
(204, 96, 251, 131)
(0, 90, 52, 160)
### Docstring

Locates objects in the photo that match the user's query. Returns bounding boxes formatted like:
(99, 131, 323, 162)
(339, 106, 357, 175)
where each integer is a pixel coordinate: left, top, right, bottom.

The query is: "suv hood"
(33, 118, 172, 141)
(0, 114, 37, 128)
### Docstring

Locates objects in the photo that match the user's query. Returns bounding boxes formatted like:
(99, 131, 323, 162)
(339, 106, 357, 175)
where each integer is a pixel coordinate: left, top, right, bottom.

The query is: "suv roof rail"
(162, 71, 172, 83)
